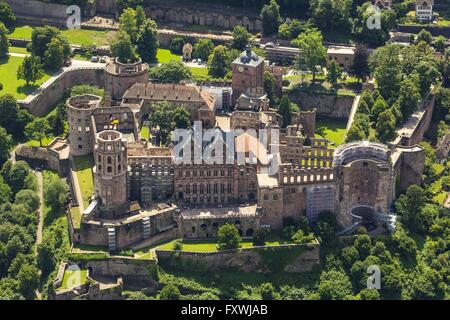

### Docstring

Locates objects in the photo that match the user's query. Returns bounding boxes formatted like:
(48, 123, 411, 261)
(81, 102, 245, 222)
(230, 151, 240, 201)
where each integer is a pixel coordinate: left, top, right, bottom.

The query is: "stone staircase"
(142, 217, 151, 240)
(107, 228, 116, 252)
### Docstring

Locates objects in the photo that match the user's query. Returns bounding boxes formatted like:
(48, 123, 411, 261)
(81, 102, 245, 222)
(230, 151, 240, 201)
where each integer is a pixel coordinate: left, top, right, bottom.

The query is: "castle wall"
(19, 67, 104, 117)
(287, 91, 355, 119)
(156, 243, 320, 273)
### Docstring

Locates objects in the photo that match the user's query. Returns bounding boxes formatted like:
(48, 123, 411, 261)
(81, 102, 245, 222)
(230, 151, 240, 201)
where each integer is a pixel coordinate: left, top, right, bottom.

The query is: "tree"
(208, 45, 230, 78)
(172, 107, 190, 129)
(135, 5, 146, 28)
(111, 31, 137, 63)
(217, 223, 241, 250)
(17, 263, 39, 299)
(260, 283, 279, 300)
(357, 288, 381, 300)
(326, 60, 342, 87)
(37, 242, 56, 276)
(149, 60, 192, 83)
(396, 74, 421, 118)
(14, 189, 39, 213)
(264, 71, 277, 104)
(353, 234, 372, 259)
(295, 29, 327, 83)
(416, 29, 433, 45)
(369, 44, 402, 102)
(119, 7, 138, 42)
(395, 185, 427, 231)
(371, 97, 388, 123)
(30, 26, 70, 60)
(44, 173, 69, 211)
(252, 228, 267, 246)
(25, 118, 51, 147)
(169, 37, 186, 55)
(278, 95, 292, 128)
(0, 127, 12, 166)
(414, 61, 440, 97)
(260, 0, 282, 36)
(193, 39, 214, 61)
(0, 22, 8, 58)
(44, 37, 65, 70)
(345, 124, 365, 142)
(318, 269, 353, 300)
(17, 56, 43, 86)
(434, 35, 446, 53)
(231, 25, 251, 51)
(350, 43, 370, 82)
(310, 0, 352, 32)
(0, 0, 16, 31)
(136, 19, 159, 63)
(1, 161, 31, 196)
(352, 3, 396, 47)
(160, 284, 180, 300)
(376, 109, 397, 143)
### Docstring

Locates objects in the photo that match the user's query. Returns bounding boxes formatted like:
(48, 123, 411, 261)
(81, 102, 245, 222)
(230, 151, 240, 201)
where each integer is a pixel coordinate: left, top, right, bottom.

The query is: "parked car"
(91, 56, 99, 63)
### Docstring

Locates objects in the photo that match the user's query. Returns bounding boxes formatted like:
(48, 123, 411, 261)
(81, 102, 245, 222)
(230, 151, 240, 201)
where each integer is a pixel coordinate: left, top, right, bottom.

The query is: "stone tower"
(67, 95, 101, 156)
(104, 58, 149, 106)
(94, 130, 129, 219)
(231, 45, 265, 105)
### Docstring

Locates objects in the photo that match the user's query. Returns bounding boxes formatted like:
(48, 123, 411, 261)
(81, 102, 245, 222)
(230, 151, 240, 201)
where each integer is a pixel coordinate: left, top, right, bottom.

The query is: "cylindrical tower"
(94, 130, 128, 219)
(67, 95, 101, 156)
(104, 58, 149, 105)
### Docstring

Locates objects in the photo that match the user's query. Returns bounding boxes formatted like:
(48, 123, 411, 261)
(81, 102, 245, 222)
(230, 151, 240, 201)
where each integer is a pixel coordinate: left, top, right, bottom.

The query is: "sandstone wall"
(19, 67, 105, 117)
(156, 243, 320, 273)
(287, 91, 355, 119)
(85, 257, 158, 284)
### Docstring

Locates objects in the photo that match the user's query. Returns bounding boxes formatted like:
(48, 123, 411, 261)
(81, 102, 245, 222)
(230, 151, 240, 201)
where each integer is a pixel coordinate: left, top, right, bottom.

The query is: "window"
(107, 166, 112, 173)
(263, 194, 269, 200)
(107, 156, 112, 164)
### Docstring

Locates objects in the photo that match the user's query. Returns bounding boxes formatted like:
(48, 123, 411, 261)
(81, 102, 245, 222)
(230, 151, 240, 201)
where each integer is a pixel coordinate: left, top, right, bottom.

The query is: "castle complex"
(61, 48, 425, 251)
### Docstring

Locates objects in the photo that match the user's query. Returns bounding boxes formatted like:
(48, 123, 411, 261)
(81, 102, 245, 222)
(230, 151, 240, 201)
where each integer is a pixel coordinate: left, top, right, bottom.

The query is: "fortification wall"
(85, 257, 158, 284)
(287, 91, 355, 119)
(19, 67, 104, 117)
(156, 243, 320, 273)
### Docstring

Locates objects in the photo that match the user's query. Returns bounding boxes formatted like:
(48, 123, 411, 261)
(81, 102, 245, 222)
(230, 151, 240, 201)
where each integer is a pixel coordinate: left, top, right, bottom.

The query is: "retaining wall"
(156, 243, 320, 273)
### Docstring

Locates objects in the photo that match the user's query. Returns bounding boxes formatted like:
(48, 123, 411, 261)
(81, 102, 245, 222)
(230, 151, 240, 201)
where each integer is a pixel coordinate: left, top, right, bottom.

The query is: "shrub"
(160, 284, 181, 300)
(259, 283, 279, 300)
(252, 228, 267, 246)
(172, 239, 183, 251)
(217, 223, 241, 250)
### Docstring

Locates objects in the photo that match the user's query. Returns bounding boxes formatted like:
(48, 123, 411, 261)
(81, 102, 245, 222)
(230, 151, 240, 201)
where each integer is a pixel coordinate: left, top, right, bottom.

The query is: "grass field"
(27, 136, 54, 147)
(9, 46, 29, 54)
(60, 269, 88, 290)
(190, 66, 209, 80)
(73, 155, 94, 208)
(0, 56, 52, 99)
(157, 49, 181, 63)
(315, 118, 348, 146)
(70, 206, 82, 230)
(140, 126, 149, 140)
(8, 25, 116, 46)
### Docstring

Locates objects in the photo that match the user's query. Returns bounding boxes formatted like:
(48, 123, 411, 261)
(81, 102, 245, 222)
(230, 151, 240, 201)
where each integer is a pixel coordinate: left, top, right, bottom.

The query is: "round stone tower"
(333, 141, 393, 227)
(94, 130, 128, 219)
(67, 95, 102, 156)
(104, 58, 149, 104)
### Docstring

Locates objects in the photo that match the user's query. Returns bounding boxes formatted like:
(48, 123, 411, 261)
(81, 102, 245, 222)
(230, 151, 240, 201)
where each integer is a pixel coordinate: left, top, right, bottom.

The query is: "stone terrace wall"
(398, 24, 450, 37)
(19, 67, 104, 117)
(156, 243, 320, 273)
(287, 91, 355, 119)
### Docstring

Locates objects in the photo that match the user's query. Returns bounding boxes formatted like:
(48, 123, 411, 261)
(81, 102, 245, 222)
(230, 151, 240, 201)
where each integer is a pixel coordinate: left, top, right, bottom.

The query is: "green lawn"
(158, 234, 284, 252)
(61, 29, 117, 46)
(8, 25, 116, 47)
(190, 67, 209, 81)
(60, 269, 88, 290)
(0, 56, 52, 99)
(315, 118, 347, 146)
(27, 136, 54, 147)
(140, 126, 149, 140)
(8, 25, 33, 39)
(9, 46, 29, 54)
(73, 155, 94, 208)
(157, 49, 181, 63)
(70, 206, 82, 230)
